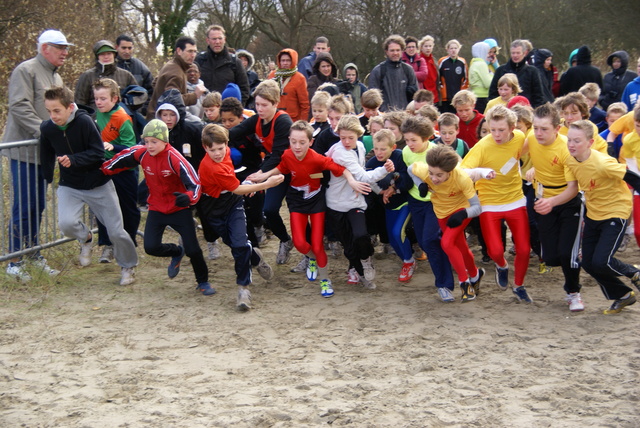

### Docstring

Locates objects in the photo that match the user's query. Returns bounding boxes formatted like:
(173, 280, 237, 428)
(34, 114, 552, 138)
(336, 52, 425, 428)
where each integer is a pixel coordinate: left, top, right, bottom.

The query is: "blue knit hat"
(221, 83, 242, 101)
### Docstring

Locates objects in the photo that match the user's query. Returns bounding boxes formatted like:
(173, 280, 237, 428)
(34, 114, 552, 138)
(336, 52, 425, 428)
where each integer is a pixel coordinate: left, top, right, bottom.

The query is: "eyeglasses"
(48, 44, 70, 52)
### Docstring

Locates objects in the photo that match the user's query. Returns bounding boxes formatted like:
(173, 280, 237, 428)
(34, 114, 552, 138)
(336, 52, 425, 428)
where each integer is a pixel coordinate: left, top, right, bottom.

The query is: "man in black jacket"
(489, 39, 546, 107)
(115, 34, 154, 114)
(195, 25, 250, 105)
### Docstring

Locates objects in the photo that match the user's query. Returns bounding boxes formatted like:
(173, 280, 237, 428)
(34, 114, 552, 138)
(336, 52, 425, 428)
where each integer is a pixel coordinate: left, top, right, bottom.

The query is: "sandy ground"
(1, 225, 639, 427)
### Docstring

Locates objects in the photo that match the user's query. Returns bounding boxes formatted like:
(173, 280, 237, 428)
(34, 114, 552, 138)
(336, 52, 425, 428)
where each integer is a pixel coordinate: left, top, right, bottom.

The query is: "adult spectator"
(559, 45, 603, 96)
(418, 35, 439, 103)
(532, 48, 556, 103)
(115, 35, 154, 98)
(402, 36, 427, 90)
(147, 36, 206, 120)
(297, 36, 330, 80)
(236, 49, 260, 108)
(3, 29, 72, 280)
(488, 39, 545, 108)
(306, 52, 339, 105)
(75, 40, 137, 111)
(621, 57, 640, 112)
(195, 25, 250, 105)
(268, 48, 309, 121)
(369, 35, 418, 111)
(600, 51, 637, 110)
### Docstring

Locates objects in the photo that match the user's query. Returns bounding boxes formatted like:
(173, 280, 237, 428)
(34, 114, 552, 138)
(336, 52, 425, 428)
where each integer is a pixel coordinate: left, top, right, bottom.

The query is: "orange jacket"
(268, 49, 310, 122)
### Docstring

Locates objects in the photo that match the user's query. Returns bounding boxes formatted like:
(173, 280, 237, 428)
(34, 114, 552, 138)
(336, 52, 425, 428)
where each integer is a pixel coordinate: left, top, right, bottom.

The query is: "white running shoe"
(361, 256, 376, 281)
(207, 240, 221, 260)
(276, 239, 294, 264)
(347, 267, 360, 284)
(6, 262, 31, 281)
(237, 287, 252, 310)
(79, 237, 93, 267)
(120, 267, 135, 286)
(32, 256, 60, 276)
(437, 287, 455, 302)
(566, 292, 585, 312)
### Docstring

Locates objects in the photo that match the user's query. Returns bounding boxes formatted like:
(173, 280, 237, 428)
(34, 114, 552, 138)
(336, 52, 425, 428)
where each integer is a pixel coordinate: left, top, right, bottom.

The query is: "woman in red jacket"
(268, 49, 310, 122)
(419, 35, 439, 104)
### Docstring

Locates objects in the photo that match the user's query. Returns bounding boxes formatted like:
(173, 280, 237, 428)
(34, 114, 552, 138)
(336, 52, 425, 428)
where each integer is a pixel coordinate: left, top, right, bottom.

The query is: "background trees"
(1, 0, 639, 131)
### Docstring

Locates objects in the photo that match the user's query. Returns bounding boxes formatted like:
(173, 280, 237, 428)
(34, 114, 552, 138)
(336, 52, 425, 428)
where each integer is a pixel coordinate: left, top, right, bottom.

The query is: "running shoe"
(398, 260, 416, 282)
(470, 268, 485, 296)
(306, 258, 318, 281)
(437, 287, 455, 302)
(99, 245, 114, 263)
(361, 256, 376, 281)
(565, 292, 584, 312)
(603, 291, 636, 314)
(495, 265, 509, 290)
(276, 239, 294, 264)
(320, 279, 334, 298)
(237, 287, 251, 310)
(168, 246, 185, 279)
(460, 281, 476, 302)
(512, 285, 533, 303)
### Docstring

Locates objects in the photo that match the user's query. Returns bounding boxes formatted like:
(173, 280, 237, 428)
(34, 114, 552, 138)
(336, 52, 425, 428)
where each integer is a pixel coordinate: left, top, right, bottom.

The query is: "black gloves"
(173, 192, 191, 207)
(418, 183, 429, 198)
(447, 210, 468, 228)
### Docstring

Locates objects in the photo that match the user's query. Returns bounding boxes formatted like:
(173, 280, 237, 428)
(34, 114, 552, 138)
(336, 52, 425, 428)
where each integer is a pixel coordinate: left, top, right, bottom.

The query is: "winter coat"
(267, 48, 310, 121)
(368, 58, 418, 111)
(559, 46, 603, 96)
(3, 53, 63, 163)
(533, 49, 555, 103)
(147, 53, 198, 120)
(306, 52, 340, 104)
(600, 50, 638, 110)
(469, 42, 493, 99)
(489, 58, 546, 107)
(337, 63, 368, 114)
(402, 52, 428, 89)
(195, 46, 250, 104)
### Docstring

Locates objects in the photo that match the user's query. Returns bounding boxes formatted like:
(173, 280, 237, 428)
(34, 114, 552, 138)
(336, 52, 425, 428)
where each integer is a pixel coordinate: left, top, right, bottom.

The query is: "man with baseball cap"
(75, 40, 137, 111)
(3, 29, 73, 280)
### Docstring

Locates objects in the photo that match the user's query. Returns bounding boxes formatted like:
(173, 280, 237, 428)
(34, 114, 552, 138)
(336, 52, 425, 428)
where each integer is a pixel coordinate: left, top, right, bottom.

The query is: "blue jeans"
(407, 196, 454, 289)
(10, 160, 47, 255)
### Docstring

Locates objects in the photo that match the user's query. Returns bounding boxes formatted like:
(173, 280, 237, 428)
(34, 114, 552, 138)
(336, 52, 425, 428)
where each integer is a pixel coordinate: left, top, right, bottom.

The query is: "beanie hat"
(222, 83, 242, 101)
(141, 119, 169, 142)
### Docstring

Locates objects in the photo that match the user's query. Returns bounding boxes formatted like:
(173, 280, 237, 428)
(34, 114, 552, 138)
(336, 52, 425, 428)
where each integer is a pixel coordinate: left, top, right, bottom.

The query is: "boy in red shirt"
(248, 120, 368, 297)
(102, 119, 213, 296)
(198, 124, 284, 310)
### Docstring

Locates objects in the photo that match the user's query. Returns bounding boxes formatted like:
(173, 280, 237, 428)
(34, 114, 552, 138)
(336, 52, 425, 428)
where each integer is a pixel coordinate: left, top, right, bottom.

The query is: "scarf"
(274, 67, 298, 93)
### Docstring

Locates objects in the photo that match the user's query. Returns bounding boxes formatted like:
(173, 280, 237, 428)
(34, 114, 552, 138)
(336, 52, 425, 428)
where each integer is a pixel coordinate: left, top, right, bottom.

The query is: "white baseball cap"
(38, 30, 74, 46)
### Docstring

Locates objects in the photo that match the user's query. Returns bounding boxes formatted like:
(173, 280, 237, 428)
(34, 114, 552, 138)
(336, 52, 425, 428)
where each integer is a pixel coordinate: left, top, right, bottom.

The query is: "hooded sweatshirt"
(155, 89, 205, 170)
(600, 50, 638, 110)
(267, 48, 310, 121)
(337, 63, 368, 114)
(469, 42, 493, 99)
(559, 45, 603, 96)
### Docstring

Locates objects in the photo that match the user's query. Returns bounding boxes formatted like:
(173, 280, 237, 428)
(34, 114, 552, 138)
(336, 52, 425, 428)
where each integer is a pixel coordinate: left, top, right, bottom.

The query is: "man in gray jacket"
(3, 29, 72, 280)
(368, 35, 418, 111)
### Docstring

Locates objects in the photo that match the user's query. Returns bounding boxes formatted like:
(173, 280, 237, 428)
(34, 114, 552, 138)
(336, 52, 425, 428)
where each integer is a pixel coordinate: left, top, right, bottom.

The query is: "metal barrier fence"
(0, 139, 91, 262)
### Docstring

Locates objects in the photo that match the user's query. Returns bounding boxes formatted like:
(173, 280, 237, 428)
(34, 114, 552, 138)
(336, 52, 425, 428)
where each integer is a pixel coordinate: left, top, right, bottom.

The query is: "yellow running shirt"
(527, 133, 576, 198)
(461, 130, 525, 206)
(411, 164, 476, 218)
(565, 149, 631, 221)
